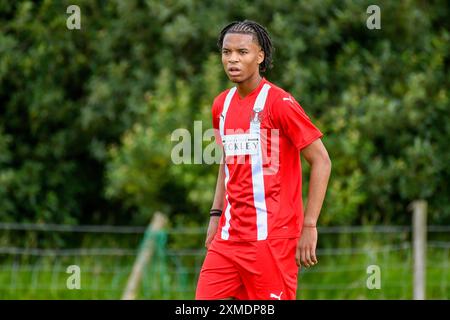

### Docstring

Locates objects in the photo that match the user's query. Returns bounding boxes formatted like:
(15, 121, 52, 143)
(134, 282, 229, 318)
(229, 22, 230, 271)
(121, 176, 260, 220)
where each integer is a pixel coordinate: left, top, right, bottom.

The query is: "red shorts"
(195, 237, 299, 300)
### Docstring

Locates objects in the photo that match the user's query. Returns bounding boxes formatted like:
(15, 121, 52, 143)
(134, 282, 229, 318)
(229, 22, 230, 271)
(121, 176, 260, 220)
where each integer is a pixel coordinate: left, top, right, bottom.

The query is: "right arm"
(205, 155, 225, 249)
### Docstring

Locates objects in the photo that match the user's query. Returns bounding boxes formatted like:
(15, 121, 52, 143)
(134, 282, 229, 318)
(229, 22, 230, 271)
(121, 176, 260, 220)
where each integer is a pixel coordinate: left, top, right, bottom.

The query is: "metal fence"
(0, 221, 449, 299)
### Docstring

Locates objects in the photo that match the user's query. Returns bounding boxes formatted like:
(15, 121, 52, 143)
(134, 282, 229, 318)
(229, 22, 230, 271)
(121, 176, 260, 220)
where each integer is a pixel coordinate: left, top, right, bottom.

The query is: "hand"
(205, 216, 220, 249)
(296, 226, 318, 268)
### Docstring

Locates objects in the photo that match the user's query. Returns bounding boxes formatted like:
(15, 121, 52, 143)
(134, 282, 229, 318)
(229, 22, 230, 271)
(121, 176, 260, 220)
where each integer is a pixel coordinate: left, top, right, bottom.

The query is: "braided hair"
(217, 20, 274, 73)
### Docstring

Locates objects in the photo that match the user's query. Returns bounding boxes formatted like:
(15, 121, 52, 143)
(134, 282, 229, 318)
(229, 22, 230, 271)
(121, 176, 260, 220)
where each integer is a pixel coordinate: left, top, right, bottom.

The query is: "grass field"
(0, 227, 449, 299)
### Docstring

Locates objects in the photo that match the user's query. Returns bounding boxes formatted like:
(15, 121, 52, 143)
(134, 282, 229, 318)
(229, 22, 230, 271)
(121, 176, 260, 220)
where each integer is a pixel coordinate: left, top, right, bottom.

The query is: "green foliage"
(0, 1, 449, 226)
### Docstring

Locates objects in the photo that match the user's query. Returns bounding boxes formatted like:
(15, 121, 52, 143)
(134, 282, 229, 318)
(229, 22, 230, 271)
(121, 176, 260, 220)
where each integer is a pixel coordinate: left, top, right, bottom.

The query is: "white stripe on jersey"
(221, 164, 232, 240)
(220, 87, 237, 240)
(250, 83, 271, 240)
(218, 84, 271, 241)
(219, 87, 237, 138)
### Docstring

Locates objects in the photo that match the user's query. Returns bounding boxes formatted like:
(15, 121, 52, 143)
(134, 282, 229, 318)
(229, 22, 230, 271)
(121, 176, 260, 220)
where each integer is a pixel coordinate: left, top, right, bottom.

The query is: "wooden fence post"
(411, 200, 427, 300)
(122, 212, 167, 300)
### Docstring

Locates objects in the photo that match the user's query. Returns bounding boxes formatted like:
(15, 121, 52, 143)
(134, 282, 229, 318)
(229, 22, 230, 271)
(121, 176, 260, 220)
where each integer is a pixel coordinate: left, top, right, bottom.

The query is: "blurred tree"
(0, 0, 448, 227)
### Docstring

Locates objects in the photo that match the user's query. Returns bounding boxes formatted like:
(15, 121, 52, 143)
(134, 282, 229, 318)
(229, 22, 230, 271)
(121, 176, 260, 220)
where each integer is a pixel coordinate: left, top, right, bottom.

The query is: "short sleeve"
(269, 94, 323, 150)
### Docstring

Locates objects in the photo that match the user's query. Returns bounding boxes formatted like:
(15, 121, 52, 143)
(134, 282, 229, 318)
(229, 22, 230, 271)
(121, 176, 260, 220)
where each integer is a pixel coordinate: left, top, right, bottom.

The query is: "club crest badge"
(251, 108, 264, 124)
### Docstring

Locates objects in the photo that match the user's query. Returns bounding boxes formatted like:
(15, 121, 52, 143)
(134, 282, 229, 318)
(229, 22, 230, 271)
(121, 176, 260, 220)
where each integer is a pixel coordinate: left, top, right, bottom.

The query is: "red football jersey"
(212, 77, 323, 241)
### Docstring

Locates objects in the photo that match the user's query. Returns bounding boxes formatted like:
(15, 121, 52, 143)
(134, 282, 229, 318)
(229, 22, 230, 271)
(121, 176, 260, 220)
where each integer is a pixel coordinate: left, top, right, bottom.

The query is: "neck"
(236, 73, 262, 99)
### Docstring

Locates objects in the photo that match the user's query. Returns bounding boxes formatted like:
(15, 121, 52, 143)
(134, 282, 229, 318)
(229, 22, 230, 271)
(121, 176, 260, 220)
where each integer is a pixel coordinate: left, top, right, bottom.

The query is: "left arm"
(296, 138, 331, 268)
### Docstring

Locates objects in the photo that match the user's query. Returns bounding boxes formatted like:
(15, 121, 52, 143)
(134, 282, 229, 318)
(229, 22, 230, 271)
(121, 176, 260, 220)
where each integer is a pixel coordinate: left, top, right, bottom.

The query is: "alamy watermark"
(366, 264, 381, 289)
(66, 265, 81, 289)
(66, 5, 81, 30)
(170, 121, 280, 175)
(366, 5, 381, 30)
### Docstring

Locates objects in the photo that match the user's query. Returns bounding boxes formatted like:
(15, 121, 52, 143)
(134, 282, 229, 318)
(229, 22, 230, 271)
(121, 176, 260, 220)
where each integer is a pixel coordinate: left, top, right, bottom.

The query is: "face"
(221, 33, 265, 83)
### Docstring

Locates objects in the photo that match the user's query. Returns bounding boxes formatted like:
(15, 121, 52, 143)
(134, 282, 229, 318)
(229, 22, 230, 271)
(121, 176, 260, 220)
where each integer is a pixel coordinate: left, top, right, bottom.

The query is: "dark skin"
(221, 33, 264, 98)
(206, 33, 331, 271)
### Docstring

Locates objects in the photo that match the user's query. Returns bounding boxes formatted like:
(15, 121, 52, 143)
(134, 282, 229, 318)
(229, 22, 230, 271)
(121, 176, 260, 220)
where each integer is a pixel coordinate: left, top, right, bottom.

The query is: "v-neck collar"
(235, 77, 267, 102)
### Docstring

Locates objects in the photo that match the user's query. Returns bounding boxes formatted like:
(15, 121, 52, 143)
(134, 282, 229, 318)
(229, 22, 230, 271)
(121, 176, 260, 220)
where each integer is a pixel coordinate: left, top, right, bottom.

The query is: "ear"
(257, 49, 265, 65)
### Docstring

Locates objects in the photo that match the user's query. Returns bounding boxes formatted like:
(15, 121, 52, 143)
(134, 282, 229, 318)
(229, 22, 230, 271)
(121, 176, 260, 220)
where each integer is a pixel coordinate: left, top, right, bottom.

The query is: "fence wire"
(0, 223, 449, 299)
